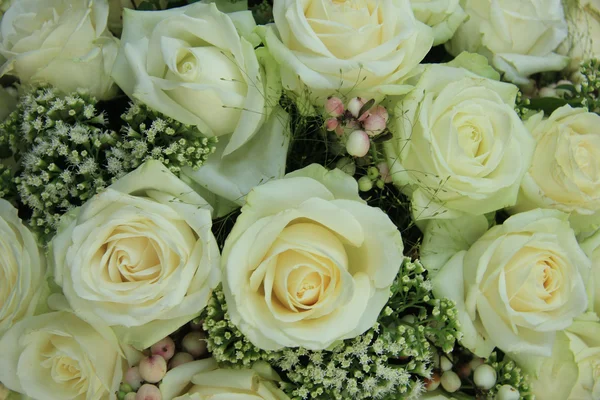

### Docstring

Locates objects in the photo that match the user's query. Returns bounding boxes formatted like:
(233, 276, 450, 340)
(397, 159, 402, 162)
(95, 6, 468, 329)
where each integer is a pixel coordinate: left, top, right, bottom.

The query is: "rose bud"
(169, 352, 194, 369)
(138, 355, 167, 384)
(325, 96, 344, 117)
(182, 331, 208, 358)
(424, 370, 441, 391)
(363, 105, 389, 135)
(325, 118, 339, 132)
(346, 130, 370, 157)
(347, 97, 365, 118)
(125, 366, 143, 391)
(135, 384, 162, 400)
(377, 161, 392, 183)
(150, 337, 175, 361)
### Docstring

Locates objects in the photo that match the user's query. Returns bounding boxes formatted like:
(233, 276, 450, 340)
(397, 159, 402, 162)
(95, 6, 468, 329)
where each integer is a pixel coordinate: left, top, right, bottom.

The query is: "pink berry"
(169, 352, 194, 369)
(325, 96, 344, 117)
(182, 331, 208, 358)
(347, 97, 365, 118)
(362, 105, 389, 134)
(377, 161, 392, 183)
(325, 118, 339, 132)
(135, 384, 162, 400)
(346, 130, 370, 157)
(150, 337, 175, 361)
(125, 366, 143, 391)
(138, 355, 167, 384)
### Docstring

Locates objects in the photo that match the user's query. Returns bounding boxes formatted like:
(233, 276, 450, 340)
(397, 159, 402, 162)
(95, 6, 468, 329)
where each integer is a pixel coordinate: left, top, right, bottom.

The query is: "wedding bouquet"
(0, 0, 599, 399)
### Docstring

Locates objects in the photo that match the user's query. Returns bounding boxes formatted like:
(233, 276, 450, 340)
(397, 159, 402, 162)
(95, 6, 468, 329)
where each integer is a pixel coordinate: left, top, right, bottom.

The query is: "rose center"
(574, 142, 600, 182)
(456, 123, 483, 158)
(105, 234, 162, 283)
(293, 270, 324, 306)
(535, 258, 562, 302)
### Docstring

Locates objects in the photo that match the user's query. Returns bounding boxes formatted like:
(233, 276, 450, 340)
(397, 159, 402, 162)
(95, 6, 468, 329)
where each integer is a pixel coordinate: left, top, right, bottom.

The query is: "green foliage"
(202, 258, 462, 400)
(520, 59, 600, 115)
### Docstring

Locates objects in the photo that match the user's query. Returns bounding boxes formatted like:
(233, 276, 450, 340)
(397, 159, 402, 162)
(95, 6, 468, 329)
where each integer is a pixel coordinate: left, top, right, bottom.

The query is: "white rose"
(0, 0, 119, 100)
(580, 230, 600, 316)
(559, 0, 600, 71)
(431, 209, 590, 357)
(514, 320, 600, 400)
(384, 65, 534, 221)
(111, 2, 280, 156)
(265, 0, 433, 107)
(446, 0, 569, 85)
(0, 86, 16, 121)
(111, 2, 290, 216)
(50, 160, 221, 349)
(511, 331, 579, 400)
(410, 0, 467, 45)
(512, 105, 600, 234)
(160, 359, 289, 400)
(0, 199, 47, 335)
(0, 311, 126, 400)
(221, 164, 404, 350)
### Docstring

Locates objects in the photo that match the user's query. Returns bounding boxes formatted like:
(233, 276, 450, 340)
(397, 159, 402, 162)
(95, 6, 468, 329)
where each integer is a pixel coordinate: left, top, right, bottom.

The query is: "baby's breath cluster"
(202, 258, 462, 400)
(108, 103, 217, 176)
(485, 352, 533, 400)
(0, 86, 118, 240)
(202, 284, 277, 367)
(574, 59, 600, 112)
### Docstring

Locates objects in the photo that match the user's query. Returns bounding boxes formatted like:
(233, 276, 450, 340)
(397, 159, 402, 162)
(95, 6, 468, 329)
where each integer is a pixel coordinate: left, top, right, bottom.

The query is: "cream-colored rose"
(559, 0, 600, 71)
(410, 0, 467, 45)
(0, 199, 47, 335)
(446, 0, 569, 84)
(265, 0, 433, 107)
(0, 311, 126, 400)
(432, 209, 590, 357)
(111, 3, 289, 216)
(221, 164, 404, 350)
(384, 65, 534, 221)
(160, 359, 289, 400)
(0, 0, 118, 99)
(512, 105, 600, 234)
(514, 320, 600, 400)
(580, 230, 600, 315)
(111, 2, 280, 156)
(0, 86, 16, 121)
(50, 160, 220, 349)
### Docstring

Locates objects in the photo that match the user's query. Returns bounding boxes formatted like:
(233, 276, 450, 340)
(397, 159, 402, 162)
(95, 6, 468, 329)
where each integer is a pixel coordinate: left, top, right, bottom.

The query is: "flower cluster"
(484, 353, 533, 400)
(324, 96, 390, 158)
(203, 257, 461, 400)
(108, 102, 218, 177)
(0, 86, 218, 241)
(0, 87, 119, 240)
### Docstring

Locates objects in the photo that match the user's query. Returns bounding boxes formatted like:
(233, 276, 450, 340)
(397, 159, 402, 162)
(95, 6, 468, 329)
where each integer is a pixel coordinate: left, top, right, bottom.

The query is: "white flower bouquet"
(0, 0, 599, 399)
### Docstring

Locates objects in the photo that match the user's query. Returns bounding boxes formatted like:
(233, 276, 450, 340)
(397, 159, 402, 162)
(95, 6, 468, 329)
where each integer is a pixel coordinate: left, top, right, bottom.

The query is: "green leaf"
(525, 97, 582, 115)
